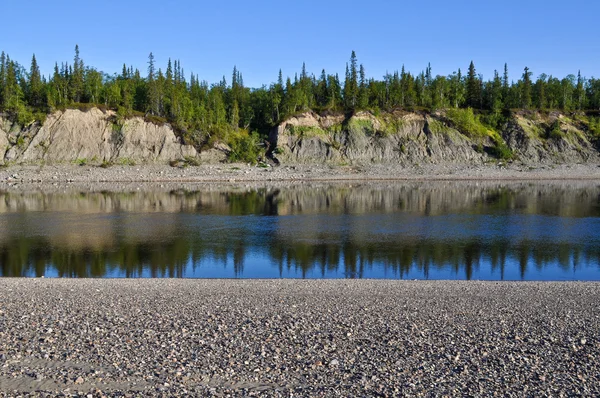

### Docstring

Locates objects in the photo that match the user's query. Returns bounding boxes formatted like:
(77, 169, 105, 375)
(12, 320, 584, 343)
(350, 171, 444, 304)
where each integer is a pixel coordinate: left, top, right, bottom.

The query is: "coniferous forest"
(1, 46, 600, 160)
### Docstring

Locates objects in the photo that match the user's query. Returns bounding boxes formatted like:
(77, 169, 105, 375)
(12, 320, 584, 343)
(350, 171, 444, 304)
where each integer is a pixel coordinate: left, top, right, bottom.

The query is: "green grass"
(116, 157, 136, 166)
(547, 121, 565, 140)
(72, 158, 88, 166)
(347, 118, 375, 136)
(286, 125, 326, 137)
(428, 118, 451, 134)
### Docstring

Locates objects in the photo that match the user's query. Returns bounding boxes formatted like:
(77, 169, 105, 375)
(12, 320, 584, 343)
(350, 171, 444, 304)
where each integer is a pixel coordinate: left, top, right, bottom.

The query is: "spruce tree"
(71, 45, 84, 103)
(534, 74, 547, 109)
(575, 70, 585, 110)
(0, 52, 6, 109)
(28, 54, 43, 108)
(343, 51, 359, 109)
(147, 52, 158, 115)
(521, 67, 532, 109)
(358, 64, 368, 109)
(466, 61, 479, 108)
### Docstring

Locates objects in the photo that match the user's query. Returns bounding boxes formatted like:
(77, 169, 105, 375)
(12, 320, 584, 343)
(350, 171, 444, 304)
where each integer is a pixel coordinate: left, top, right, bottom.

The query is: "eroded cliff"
(268, 110, 600, 165)
(1, 107, 599, 165)
(0, 108, 213, 165)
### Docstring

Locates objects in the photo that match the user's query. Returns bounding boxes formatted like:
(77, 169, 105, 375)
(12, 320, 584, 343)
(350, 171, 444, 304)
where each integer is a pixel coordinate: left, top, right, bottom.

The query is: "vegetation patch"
(226, 129, 264, 164)
(516, 117, 543, 138)
(116, 157, 136, 166)
(587, 117, 600, 138)
(347, 118, 375, 136)
(286, 125, 326, 137)
(445, 108, 491, 138)
(488, 139, 514, 160)
(379, 116, 405, 136)
(72, 158, 88, 166)
(547, 121, 565, 140)
(427, 118, 452, 134)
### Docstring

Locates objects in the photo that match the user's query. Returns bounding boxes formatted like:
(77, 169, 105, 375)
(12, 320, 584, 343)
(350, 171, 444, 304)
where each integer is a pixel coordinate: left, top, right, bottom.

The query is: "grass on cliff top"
(444, 108, 495, 138)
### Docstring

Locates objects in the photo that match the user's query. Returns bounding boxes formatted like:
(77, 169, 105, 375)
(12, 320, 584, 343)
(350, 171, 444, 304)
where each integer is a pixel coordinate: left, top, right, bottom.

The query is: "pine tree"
(327, 73, 342, 110)
(466, 61, 479, 108)
(502, 63, 510, 108)
(147, 52, 159, 115)
(28, 54, 43, 108)
(343, 51, 359, 109)
(3, 58, 24, 114)
(71, 44, 84, 103)
(575, 70, 585, 110)
(0, 52, 6, 109)
(358, 64, 368, 109)
(316, 69, 328, 108)
(489, 70, 503, 112)
(534, 74, 547, 109)
(521, 67, 532, 109)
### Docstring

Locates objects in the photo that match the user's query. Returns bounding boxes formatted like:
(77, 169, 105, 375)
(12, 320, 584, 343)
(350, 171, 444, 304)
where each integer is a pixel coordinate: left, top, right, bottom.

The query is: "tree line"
(1, 46, 599, 144)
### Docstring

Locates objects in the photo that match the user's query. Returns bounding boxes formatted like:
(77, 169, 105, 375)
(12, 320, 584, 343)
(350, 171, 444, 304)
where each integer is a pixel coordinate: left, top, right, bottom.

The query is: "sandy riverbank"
(0, 279, 598, 396)
(1, 162, 600, 186)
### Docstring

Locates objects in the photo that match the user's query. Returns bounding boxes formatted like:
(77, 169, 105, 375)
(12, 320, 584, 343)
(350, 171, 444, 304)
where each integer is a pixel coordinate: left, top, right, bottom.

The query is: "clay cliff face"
(0, 108, 199, 164)
(269, 110, 600, 165)
(1, 107, 599, 165)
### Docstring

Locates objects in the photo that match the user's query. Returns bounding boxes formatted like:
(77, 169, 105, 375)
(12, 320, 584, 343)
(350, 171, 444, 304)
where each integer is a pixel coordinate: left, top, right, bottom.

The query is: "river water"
(0, 181, 599, 280)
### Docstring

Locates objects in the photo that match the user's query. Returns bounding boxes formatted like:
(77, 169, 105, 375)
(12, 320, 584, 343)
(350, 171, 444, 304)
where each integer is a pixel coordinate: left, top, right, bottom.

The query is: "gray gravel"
(1, 162, 600, 186)
(0, 279, 599, 397)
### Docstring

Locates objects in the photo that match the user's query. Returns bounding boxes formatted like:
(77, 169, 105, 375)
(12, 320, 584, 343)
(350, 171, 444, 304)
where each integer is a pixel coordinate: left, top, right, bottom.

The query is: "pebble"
(0, 277, 598, 396)
(0, 163, 599, 187)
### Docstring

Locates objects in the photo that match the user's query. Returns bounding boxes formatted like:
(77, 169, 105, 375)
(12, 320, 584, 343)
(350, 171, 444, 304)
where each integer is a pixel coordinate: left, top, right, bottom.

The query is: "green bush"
(588, 117, 600, 137)
(480, 111, 508, 130)
(446, 108, 489, 137)
(227, 129, 263, 163)
(16, 107, 34, 127)
(489, 140, 514, 160)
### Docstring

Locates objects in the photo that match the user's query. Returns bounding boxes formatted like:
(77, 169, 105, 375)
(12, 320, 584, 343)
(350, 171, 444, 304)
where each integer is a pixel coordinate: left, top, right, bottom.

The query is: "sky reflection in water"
(0, 181, 599, 280)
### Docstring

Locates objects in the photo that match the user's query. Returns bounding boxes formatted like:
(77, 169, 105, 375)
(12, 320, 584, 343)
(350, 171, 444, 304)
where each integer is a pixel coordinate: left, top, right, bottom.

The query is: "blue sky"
(1, 0, 598, 87)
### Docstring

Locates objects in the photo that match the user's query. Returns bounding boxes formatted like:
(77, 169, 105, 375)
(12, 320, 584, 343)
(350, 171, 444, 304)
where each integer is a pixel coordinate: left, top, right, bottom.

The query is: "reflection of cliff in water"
(0, 182, 599, 279)
(2, 181, 600, 217)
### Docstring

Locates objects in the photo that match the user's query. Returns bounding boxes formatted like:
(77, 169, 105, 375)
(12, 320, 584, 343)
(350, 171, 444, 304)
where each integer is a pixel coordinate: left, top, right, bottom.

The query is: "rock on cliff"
(0, 108, 202, 164)
(269, 110, 600, 165)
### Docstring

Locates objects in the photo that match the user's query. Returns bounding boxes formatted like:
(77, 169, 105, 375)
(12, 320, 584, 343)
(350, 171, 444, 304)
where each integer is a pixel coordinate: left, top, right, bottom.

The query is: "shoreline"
(0, 162, 599, 186)
(0, 279, 598, 396)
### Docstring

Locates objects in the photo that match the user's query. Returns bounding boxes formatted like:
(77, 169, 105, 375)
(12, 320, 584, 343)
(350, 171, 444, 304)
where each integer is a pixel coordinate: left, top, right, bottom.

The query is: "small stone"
(581, 338, 587, 345)
(329, 359, 339, 367)
(75, 376, 84, 384)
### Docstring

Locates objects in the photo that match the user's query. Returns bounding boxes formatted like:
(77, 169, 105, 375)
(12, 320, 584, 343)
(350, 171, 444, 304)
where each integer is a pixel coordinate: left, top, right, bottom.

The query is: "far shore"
(1, 162, 600, 186)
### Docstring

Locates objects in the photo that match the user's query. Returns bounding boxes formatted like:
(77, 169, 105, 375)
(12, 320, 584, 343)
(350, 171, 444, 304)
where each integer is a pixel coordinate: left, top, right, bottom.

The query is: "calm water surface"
(1, 182, 599, 280)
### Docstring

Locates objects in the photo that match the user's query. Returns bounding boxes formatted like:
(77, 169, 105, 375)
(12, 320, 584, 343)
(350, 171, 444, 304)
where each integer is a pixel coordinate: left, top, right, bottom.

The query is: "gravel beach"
(0, 279, 598, 397)
(1, 162, 600, 186)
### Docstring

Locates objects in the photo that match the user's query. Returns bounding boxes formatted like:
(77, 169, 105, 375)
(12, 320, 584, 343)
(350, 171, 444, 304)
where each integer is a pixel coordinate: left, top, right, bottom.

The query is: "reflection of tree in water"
(0, 184, 599, 279)
(0, 233, 599, 279)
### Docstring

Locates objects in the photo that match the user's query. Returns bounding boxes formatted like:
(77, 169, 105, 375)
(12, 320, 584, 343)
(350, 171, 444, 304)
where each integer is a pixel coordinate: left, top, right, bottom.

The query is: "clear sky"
(1, 0, 598, 87)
